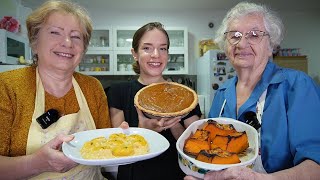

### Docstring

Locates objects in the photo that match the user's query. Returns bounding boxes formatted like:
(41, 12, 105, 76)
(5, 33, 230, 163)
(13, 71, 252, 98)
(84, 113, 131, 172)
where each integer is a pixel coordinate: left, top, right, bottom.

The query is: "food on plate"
(112, 144, 135, 156)
(80, 133, 149, 159)
(196, 148, 241, 164)
(134, 82, 198, 118)
(203, 119, 237, 140)
(183, 120, 249, 164)
(183, 129, 210, 156)
(211, 132, 249, 154)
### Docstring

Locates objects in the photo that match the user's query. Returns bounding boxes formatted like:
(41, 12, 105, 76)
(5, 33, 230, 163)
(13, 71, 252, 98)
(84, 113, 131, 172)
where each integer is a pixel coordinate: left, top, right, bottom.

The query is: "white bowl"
(176, 117, 258, 179)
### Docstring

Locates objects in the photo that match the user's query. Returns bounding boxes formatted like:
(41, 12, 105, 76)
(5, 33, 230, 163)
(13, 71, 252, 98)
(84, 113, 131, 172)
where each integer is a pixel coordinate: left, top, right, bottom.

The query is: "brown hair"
(132, 22, 170, 74)
(26, 0, 93, 54)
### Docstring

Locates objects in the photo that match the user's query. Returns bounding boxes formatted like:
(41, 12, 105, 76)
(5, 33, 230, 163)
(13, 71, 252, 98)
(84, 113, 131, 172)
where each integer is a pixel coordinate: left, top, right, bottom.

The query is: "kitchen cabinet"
(165, 27, 188, 75)
(113, 50, 135, 75)
(80, 26, 188, 75)
(112, 27, 136, 75)
(79, 50, 114, 75)
(88, 28, 112, 50)
(113, 27, 136, 50)
(78, 28, 113, 75)
(273, 56, 308, 73)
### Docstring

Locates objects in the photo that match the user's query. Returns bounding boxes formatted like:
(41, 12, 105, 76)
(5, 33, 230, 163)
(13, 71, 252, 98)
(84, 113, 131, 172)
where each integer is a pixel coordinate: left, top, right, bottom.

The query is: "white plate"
(176, 118, 258, 178)
(62, 128, 169, 166)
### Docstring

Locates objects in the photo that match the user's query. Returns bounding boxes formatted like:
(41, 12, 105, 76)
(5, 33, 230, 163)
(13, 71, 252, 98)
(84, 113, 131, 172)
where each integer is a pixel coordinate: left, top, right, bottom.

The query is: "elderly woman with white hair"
(186, 1, 320, 180)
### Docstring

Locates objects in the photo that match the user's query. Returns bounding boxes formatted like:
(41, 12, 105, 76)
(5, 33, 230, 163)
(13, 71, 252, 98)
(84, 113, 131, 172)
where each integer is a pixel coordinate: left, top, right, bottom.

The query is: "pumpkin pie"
(134, 82, 198, 118)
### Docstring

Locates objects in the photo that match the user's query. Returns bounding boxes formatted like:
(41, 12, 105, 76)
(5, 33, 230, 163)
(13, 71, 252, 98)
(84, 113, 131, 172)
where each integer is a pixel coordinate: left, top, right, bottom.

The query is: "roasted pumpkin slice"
(183, 129, 211, 156)
(195, 149, 213, 163)
(196, 147, 240, 164)
(184, 138, 210, 156)
(226, 132, 249, 154)
(211, 132, 249, 154)
(202, 120, 237, 140)
(211, 134, 229, 150)
(190, 129, 210, 141)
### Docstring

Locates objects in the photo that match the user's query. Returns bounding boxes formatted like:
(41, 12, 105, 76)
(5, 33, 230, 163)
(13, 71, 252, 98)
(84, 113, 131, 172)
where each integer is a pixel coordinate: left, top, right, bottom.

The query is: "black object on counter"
(36, 109, 61, 129)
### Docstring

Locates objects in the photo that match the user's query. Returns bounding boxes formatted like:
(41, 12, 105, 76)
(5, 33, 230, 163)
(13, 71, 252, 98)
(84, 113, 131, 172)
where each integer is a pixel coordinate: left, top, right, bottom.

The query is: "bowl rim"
(176, 117, 259, 171)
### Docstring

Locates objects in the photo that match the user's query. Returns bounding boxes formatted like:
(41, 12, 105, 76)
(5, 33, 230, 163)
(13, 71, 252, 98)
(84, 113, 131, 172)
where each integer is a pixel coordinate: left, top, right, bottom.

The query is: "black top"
(107, 80, 202, 180)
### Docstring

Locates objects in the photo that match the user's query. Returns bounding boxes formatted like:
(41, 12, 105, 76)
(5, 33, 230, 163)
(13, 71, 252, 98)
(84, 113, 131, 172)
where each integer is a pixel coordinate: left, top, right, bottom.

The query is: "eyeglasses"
(243, 111, 261, 130)
(224, 30, 269, 45)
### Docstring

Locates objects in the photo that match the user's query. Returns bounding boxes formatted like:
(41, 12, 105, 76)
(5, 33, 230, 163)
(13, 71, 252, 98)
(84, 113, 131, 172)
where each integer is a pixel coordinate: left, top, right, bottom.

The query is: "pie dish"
(134, 82, 198, 118)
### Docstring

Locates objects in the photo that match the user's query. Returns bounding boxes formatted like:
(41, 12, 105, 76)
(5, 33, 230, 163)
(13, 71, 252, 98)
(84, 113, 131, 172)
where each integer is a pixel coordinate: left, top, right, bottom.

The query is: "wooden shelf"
(273, 56, 308, 73)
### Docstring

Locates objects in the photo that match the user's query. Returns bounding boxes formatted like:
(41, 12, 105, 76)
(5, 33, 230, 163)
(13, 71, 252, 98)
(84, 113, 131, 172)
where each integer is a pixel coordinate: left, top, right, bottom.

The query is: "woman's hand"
(0, 134, 78, 179)
(185, 166, 268, 180)
(31, 134, 78, 173)
(136, 108, 181, 132)
(204, 166, 257, 180)
(118, 121, 129, 129)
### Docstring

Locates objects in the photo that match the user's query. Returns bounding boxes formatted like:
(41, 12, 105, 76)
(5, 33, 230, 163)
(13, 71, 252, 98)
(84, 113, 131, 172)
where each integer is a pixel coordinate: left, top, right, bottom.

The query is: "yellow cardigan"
(0, 66, 111, 156)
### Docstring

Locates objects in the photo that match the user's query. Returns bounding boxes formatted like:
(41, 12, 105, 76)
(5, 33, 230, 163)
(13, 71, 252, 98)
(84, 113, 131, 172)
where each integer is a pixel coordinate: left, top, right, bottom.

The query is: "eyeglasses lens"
(243, 111, 261, 130)
(225, 31, 266, 45)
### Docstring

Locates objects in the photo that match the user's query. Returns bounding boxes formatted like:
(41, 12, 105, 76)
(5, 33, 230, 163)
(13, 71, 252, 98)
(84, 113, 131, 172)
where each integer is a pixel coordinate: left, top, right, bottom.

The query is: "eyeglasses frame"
(224, 30, 269, 46)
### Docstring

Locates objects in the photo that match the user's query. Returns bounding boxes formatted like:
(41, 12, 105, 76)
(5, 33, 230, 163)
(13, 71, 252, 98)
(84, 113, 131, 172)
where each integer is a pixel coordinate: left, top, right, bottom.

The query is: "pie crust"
(134, 82, 198, 118)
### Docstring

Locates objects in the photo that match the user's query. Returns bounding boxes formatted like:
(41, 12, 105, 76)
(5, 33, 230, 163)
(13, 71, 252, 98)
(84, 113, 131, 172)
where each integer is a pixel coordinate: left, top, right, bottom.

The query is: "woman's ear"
(131, 48, 138, 61)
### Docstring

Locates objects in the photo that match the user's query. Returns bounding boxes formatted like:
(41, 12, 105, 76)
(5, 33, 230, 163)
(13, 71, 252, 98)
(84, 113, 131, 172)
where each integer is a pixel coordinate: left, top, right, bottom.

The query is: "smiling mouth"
(55, 52, 74, 58)
(236, 53, 252, 58)
(148, 62, 161, 67)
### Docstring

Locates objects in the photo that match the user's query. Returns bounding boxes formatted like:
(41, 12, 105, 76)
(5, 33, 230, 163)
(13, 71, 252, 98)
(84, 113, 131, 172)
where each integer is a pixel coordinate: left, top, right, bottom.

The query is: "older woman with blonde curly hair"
(0, 1, 122, 179)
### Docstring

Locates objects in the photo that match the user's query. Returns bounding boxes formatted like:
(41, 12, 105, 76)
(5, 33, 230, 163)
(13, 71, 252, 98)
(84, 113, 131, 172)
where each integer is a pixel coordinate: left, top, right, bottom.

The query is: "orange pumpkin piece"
(211, 135, 229, 150)
(226, 132, 249, 154)
(183, 129, 210, 156)
(195, 150, 213, 163)
(211, 153, 240, 164)
(202, 120, 237, 140)
(211, 132, 249, 154)
(196, 148, 240, 164)
(191, 129, 211, 141)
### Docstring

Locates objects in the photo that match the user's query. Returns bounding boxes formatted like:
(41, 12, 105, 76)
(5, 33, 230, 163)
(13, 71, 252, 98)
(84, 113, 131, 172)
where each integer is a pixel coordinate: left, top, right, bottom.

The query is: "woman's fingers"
(119, 121, 129, 129)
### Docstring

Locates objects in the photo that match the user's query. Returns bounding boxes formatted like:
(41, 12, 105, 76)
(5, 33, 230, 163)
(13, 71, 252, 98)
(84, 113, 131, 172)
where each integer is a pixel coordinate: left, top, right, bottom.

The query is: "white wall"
(0, 0, 17, 17)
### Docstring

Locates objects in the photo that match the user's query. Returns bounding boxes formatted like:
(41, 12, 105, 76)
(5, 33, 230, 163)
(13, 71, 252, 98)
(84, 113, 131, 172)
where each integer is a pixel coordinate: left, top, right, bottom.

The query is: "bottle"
(18, 56, 25, 64)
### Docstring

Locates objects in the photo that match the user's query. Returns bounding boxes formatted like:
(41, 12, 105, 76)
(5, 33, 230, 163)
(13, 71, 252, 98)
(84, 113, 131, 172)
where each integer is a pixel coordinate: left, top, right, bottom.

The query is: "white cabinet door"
(164, 53, 188, 75)
(79, 50, 113, 75)
(80, 28, 113, 75)
(88, 28, 112, 50)
(113, 27, 138, 51)
(113, 50, 135, 75)
(166, 27, 188, 74)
